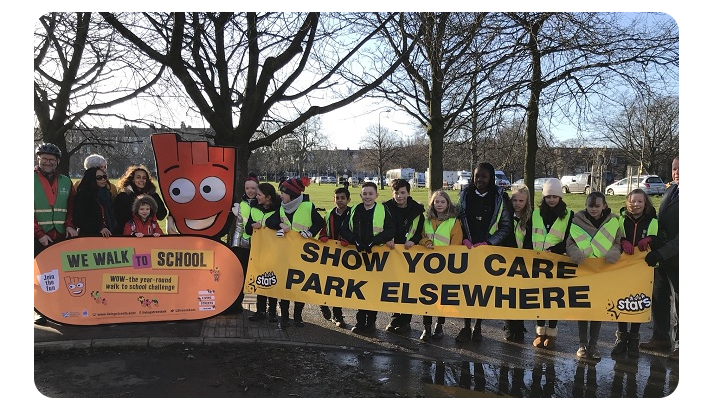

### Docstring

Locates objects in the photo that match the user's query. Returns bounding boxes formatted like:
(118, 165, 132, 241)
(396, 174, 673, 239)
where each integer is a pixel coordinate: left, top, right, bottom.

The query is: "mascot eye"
(169, 178, 196, 204)
(76, 282, 84, 288)
(199, 177, 226, 202)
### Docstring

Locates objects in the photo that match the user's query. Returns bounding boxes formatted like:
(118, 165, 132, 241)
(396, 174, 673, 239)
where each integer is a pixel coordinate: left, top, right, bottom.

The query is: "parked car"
(510, 177, 554, 193)
(511, 179, 524, 191)
(494, 170, 511, 190)
(605, 175, 666, 196)
(562, 172, 615, 194)
(453, 176, 471, 191)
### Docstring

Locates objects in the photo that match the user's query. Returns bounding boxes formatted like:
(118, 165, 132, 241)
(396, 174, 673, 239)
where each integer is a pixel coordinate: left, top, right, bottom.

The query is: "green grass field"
(95, 179, 663, 233)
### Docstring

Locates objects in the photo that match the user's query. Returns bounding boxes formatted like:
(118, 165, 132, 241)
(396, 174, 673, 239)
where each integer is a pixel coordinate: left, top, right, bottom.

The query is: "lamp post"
(378, 109, 391, 189)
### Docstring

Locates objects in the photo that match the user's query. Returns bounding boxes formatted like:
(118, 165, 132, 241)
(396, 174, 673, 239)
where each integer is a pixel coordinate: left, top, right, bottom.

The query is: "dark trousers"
(231, 246, 250, 310)
(256, 295, 278, 314)
(423, 316, 445, 326)
(578, 321, 602, 346)
(536, 320, 558, 328)
(617, 322, 641, 333)
(651, 265, 679, 342)
(320, 305, 344, 319)
(390, 313, 412, 327)
(356, 310, 377, 325)
(280, 300, 304, 321)
(463, 318, 482, 329)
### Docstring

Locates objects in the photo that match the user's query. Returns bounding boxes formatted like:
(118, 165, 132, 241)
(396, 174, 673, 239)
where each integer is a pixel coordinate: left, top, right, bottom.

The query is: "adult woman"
(73, 167, 116, 237)
(113, 165, 167, 235)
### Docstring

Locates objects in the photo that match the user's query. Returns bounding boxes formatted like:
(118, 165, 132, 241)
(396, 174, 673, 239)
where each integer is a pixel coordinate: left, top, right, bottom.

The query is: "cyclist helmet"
(36, 143, 62, 158)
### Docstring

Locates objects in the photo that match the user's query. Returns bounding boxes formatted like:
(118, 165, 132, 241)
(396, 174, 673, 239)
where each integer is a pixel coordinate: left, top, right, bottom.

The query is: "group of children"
(234, 166, 659, 362)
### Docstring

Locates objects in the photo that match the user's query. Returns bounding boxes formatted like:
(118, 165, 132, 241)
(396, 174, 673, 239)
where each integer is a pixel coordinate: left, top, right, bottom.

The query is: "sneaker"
(385, 323, 398, 333)
(320, 306, 332, 320)
(364, 321, 377, 334)
(332, 317, 347, 329)
(576, 345, 589, 358)
(420, 328, 432, 341)
(589, 348, 601, 361)
(248, 311, 266, 321)
(351, 321, 366, 334)
(432, 324, 444, 340)
(456, 327, 471, 343)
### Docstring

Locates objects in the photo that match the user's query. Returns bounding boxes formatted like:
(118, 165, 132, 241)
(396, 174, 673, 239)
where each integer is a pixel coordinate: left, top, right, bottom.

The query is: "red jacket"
(123, 214, 164, 236)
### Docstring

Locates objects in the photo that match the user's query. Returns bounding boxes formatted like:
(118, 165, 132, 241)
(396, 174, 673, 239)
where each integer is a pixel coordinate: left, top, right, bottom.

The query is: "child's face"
(392, 186, 410, 208)
(361, 187, 378, 207)
(138, 204, 152, 220)
(334, 193, 350, 210)
(627, 193, 645, 217)
(586, 197, 606, 219)
(474, 168, 491, 192)
(256, 190, 270, 206)
(245, 180, 258, 199)
(544, 195, 560, 208)
(433, 195, 448, 213)
(512, 192, 527, 213)
(280, 191, 292, 203)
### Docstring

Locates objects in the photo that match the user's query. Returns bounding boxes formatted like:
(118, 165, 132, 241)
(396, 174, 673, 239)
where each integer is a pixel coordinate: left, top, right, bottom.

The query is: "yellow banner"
(246, 229, 654, 322)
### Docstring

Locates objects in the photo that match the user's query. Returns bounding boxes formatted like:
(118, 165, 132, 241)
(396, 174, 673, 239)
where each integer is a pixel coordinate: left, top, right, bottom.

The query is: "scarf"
(281, 194, 303, 214)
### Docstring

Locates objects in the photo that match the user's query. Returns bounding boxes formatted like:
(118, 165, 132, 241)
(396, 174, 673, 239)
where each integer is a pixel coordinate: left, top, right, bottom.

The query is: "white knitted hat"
(542, 178, 563, 198)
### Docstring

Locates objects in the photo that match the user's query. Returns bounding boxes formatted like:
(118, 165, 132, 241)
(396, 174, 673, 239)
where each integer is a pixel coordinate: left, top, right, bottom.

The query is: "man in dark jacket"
(640, 156, 679, 360)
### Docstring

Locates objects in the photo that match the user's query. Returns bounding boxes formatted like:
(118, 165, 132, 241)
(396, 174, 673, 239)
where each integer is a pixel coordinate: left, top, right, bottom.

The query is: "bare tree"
(357, 124, 401, 188)
(34, 12, 166, 175)
(283, 116, 329, 177)
(373, 12, 518, 193)
(595, 93, 678, 179)
(99, 12, 420, 186)
(505, 12, 678, 199)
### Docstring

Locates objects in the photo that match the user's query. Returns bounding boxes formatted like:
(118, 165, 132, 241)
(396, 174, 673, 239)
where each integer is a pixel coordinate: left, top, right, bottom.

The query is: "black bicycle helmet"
(36, 143, 62, 158)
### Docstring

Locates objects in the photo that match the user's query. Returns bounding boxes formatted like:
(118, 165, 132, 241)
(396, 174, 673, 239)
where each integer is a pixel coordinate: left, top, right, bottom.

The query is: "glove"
(340, 239, 349, 247)
(276, 229, 285, 237)
(620, 239, 634, 255)
(474, 242, 488, 247)
(364, 242, 373, 254)
(637, 237, 652, 252)
(300, 230, 312, 239)
(645, 250, 663, 267)
(231, 202, 240, 217)
(462, 239, 473, 249)
(319, 236, 329, 243)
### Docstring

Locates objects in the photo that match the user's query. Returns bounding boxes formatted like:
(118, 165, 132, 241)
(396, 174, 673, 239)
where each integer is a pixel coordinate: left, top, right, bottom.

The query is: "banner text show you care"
(246, 229, 653, 322)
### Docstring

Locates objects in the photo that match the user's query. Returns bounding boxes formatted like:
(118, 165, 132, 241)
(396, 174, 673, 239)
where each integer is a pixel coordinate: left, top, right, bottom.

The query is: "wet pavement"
(34, 295, 681, 399)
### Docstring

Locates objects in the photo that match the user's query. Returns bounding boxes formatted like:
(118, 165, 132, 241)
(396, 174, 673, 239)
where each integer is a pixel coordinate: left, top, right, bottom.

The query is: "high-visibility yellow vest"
(514, 219, 526, 249)
(280, 202, 318, 238)
(252, 206, 275, 227)
(237, 200, 253, 243)
(618, 213, 658, 239)
(349, 203, 386, 235)
(532, 208, 572, 252)
(405, 215, 421, 241)
(424, 217, 457, 246)
(34, 173, 72, 234)
(570, 217, 620, 258)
